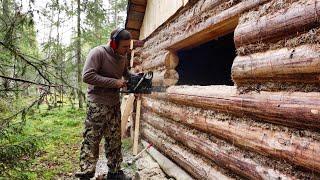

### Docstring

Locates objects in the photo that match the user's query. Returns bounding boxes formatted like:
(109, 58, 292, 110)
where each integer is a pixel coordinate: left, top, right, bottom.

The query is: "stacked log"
(141, 123, 233, 180)
(142, 111, 295, 179)
(142, 95, 320, 172)
(233, 0, 320, 90)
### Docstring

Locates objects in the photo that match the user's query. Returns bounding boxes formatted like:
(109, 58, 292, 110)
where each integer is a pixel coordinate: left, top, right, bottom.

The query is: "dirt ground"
(92, 141, 170, 180)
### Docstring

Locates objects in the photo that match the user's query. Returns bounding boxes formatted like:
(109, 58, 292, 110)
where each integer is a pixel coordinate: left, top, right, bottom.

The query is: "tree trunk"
(141, 124, 232, 180)
(142, 111, 295, 179)
(232, 44, 320, 85)
(142, 95, 320, 173)
(76, 0, 83, 109)
(234, 0, 320, 47)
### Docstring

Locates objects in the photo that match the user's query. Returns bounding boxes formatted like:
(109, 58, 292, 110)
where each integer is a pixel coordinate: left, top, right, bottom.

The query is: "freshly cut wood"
(234, 0, 320, 47)
(160, 85, 320, 130)
(141, 51, 179, 70)
(232, 44, 320, 84)
(121, 94, 135, 138)
(142, 111, 294, 179)
(133, 98, 141, 155)
(142, 95, 320, 173)
(166, 0, 269, 50)
(141, 124, 232, 180)
(141, 140, 193, 180)
(152, 69, 179, 86)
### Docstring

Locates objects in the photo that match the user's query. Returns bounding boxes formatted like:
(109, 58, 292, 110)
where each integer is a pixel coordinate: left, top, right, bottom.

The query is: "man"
(75, 28, 132, 180)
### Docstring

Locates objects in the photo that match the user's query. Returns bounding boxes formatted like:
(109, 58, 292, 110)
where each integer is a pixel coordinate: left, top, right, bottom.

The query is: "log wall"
(128, 0, 320, 179)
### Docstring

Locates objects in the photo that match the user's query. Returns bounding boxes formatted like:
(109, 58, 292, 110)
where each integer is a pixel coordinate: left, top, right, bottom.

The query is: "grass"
(6, 102, 136, 179)
(19, 105, 85, 179)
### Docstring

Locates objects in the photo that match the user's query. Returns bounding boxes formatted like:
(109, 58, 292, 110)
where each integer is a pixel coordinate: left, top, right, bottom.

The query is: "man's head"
(110, 28, 132, 56)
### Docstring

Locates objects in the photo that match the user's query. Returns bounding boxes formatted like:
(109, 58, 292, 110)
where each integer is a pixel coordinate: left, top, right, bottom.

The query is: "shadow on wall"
(176, 32, 236, 86)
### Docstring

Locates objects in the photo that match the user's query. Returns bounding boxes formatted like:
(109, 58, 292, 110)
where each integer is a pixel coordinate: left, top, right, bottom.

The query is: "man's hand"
(115, 79, 127, 88)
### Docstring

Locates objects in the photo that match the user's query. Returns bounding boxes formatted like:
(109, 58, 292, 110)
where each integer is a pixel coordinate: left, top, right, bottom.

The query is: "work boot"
(75, 170, 95, 179)
(105, 170, 132, 180)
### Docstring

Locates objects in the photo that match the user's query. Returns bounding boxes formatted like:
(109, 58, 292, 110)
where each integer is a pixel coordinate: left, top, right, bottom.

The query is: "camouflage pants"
(79, 101, 123, 174)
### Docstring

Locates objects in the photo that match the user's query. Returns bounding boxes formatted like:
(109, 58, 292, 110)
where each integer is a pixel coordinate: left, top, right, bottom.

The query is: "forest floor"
(16, 104, 167, 179)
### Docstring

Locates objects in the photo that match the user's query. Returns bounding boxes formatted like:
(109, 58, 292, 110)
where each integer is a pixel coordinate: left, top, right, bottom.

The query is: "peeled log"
(141, 51, 179, 70)
(142, 95, 320, 173)
(141, 124, 232, 180)
(163, 85, 320, 130)
(232, 44, 320, 84)
(234, 0, 320, 47)
(142, 111, 294, 180)
(152, 69, 179, 86)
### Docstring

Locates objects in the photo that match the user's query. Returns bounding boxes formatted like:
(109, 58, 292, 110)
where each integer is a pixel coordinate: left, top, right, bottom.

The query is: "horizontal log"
(234, 0, 320, 47)
(142, 111, 294, 179)
(141, 51, 179, 70)
(152, 69, 179, 86)
(141, 140, 193, 180)
(142, 95, 320, 173)
(141, 124, 232, 180)
(232, 44, 320, 84)
(166, 0, 269, 50)
(162, 85, 320, 130)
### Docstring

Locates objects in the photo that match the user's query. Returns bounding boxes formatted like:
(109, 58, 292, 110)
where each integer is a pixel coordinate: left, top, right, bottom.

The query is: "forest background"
(0, 0, 128, 178)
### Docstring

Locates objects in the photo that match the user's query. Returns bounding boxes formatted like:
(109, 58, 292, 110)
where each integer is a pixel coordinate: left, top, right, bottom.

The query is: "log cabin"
(125, 0, 320, 179)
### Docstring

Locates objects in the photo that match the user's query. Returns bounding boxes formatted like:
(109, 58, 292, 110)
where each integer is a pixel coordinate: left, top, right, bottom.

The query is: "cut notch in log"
(232, 44, 320, 84)
(234, 0, 320, 48)
(142, 91, 320, 173)
(142, 111, 296, 179)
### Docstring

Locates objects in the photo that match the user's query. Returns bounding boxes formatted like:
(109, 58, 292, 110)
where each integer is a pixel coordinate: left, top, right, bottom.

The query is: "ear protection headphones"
(110, 28, 125, 50)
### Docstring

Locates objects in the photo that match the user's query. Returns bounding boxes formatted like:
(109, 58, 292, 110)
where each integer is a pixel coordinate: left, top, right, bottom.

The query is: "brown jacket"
(82, 44, 128, 105)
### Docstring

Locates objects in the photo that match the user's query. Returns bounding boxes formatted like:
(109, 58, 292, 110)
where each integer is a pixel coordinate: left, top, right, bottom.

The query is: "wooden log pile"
(141, 123, 233, 180)
(233, 0, 320, 89)
(139, 86, 320, 178)
(142, 111, 296, 179)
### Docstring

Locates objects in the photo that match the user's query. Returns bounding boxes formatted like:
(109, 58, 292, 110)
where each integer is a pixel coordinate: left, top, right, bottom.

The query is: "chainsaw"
(120, 71, 154, 94)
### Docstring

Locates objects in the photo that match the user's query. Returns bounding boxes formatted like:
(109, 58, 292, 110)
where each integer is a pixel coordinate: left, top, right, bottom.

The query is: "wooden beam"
(131, 4, 146, 13)
(232, 44, 320, 85)
(234, 0, 320, 48)
(121, 94, 135, 138)
(132, 97, 141, 155)
(166, 0, 269, 51)
(131, 0, 147, 6)
(126, 20, 142, 30)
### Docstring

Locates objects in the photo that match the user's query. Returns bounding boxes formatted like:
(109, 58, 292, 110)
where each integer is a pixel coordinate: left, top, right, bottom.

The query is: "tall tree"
(76, 0, 83, 108)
